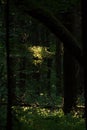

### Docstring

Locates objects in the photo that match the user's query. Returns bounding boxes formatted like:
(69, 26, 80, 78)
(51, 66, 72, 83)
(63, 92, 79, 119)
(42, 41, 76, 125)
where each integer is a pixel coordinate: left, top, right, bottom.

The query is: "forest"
(0, 0, 87, 130)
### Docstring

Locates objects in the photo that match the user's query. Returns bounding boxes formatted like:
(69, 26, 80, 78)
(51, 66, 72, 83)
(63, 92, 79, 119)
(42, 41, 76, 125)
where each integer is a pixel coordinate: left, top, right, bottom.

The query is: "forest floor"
(13, 105, 86, 130)
(0, 95, 85, 130)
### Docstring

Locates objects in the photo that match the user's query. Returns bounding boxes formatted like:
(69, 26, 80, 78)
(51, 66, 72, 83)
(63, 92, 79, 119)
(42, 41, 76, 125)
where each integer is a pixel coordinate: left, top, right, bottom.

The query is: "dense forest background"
(0, 0, 86, 130)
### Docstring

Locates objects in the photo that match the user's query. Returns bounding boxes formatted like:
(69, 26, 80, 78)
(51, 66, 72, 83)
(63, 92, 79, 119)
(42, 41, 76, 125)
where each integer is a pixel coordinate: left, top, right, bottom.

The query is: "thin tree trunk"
(5, 0, 13, 129)
(55, 40, 63, 96)
(19, 56, 26, 99)
(46, 58, 52, 96)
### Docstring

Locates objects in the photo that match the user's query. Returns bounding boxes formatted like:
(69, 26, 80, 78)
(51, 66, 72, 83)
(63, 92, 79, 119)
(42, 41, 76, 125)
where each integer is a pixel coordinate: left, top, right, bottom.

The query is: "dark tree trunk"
(46, 58, 52, 96)
(32, 67, 41, 95)
(82, 0, 87, 128)
(63, 11, 78, 114)
(19, 56, 26, 99)
(55, 40, 63, 96)
(6, 0, 13, 129)
(45, 30, 51, 96)
(63, 49, 77, 114)
(9, 56, 17, 103)
(5, 0, 12, 130)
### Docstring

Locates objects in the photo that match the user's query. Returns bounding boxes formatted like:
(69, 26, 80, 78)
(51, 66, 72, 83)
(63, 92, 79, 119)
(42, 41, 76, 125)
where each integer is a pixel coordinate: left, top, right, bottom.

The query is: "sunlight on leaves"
(28, 46, 55, 65)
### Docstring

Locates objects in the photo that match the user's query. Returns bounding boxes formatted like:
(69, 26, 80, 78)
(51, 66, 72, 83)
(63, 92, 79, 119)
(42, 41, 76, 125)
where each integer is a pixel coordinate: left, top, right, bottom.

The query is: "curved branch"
(14, 1, 83, 65)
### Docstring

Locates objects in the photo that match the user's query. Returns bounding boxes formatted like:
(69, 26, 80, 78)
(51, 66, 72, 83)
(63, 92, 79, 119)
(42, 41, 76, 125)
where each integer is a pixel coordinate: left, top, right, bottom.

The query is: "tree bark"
(82, 0, 87, 128)
(6, 0, 13, 129)
(55, 40, 63, 95)
(63, 11, 78, 114)
(63, 48, 77, 114)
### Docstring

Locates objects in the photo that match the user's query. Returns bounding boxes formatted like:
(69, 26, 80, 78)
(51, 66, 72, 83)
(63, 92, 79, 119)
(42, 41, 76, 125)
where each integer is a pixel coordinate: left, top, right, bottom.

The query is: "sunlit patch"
(12, 106, 86, 130)
(28, 46, 55, 65)
(40, 93, 44, 96)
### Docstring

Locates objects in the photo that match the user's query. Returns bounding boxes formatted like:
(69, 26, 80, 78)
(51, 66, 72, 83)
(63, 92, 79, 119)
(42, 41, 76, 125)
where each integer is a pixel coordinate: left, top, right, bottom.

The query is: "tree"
(62, 11, 79, 114)
(13, 0, 83, 112)
(5, 0, 13, 129)
(82, 0, 87, 128)
(4, 0, 85, 129)
(13, 1, 82, 65)
(55, 39, 63, 95)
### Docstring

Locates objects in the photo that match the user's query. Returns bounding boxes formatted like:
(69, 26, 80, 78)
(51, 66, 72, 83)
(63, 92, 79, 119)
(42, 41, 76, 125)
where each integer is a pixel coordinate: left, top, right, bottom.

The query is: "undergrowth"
(13, 107, 86, 130)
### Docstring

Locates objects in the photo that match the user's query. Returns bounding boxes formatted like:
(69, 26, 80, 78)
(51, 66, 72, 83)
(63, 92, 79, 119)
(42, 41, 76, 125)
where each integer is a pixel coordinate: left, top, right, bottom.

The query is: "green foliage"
(14, 0, 80, 13)
(0, 43, 7, 102)
(0, 1, 83, 130)
(77, 95, 85, 106)
(37, 0, 80, 13)
(0, 106, 7, 128)
(12, 107, 86, 130)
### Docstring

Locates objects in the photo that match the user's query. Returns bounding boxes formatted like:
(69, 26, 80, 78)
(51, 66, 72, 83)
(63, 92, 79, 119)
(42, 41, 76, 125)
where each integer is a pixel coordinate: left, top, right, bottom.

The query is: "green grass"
(13, 107, 86, 130)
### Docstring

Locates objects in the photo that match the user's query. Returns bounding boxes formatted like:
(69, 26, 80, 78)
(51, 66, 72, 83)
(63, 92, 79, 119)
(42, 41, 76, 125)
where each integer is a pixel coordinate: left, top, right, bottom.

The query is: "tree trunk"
(55, 40, 63, 96)
(46, 58, 52, 96)
(63, 11, 78, 114)
(63, 49, 77, 114)
(82, 0, 87, 128)
(19, 56, 26, 100)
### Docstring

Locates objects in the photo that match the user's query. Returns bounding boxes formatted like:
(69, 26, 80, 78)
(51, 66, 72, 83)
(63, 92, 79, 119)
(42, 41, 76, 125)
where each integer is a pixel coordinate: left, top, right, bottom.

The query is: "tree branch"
(14, 1, 83, 65)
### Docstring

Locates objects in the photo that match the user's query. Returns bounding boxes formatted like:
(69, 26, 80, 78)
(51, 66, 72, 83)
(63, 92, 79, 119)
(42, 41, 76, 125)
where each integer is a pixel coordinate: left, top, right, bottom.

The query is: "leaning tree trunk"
(14, 1, 82, 65)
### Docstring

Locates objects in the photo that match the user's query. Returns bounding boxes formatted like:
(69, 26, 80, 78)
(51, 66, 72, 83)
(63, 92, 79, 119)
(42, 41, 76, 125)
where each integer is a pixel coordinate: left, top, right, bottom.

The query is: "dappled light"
(0, 0, 86, 130)
(12, 107, 85, 130)
(28, 46, 54, 65)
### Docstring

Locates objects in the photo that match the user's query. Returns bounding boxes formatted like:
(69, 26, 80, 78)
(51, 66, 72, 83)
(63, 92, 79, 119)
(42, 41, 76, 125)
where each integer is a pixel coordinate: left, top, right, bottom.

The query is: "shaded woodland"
(0, 0, 87, 130)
